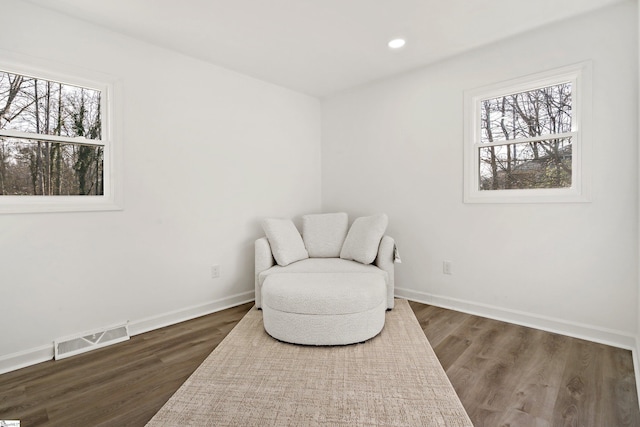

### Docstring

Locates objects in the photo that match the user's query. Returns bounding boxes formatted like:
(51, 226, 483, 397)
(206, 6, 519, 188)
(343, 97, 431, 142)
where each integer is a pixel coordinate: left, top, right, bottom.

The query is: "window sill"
(0, 196, 123, 214)
(463, 187, 591, 204)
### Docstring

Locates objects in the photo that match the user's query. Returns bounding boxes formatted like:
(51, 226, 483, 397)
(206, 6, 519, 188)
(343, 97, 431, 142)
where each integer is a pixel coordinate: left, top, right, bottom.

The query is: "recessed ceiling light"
(388, 38, 406, 49)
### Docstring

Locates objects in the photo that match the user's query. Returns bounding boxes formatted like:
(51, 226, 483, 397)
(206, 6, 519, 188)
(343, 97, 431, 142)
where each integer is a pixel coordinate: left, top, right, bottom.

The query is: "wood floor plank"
(1, 299, 638, 426)
(605, 343, 640, 426)
(407, 302, 472, 348)
(504, 331, 569, 421)
(551, 339, 604, 427)
(410, 300, 640, 427)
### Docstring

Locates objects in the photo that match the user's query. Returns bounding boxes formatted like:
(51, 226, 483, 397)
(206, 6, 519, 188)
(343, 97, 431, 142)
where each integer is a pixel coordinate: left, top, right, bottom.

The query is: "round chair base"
(261, 273, 387, 346)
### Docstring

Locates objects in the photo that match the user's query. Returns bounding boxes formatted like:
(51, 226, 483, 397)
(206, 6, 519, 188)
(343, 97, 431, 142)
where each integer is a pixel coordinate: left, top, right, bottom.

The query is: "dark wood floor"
(1, 300, 639, 426)
(409, 301, 640, 427)
(0, 303, 252, 426)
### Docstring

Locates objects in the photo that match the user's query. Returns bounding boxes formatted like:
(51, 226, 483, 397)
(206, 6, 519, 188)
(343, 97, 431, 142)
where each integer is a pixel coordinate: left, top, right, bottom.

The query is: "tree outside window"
(0, 71, 103, 196)
(479, 83, 572, 191)
(464, 63, 591, 204)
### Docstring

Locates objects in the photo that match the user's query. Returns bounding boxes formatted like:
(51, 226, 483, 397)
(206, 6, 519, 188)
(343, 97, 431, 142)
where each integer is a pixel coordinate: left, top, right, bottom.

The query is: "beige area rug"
(146, 299, 473, 426)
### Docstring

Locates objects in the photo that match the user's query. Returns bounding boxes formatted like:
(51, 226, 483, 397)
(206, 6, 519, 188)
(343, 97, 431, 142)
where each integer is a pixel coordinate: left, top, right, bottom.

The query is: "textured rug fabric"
(146, 299, 472, 426)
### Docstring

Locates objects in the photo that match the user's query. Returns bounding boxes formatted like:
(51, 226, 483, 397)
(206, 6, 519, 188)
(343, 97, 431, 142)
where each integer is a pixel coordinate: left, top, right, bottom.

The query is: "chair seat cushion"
(261, 273, 386, 315)
(258, 258, 389, 287)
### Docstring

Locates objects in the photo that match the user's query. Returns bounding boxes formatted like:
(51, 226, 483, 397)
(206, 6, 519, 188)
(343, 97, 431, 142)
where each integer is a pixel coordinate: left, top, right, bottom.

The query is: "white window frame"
(0, 52, 122, 214)
(463, 62, 592, 204)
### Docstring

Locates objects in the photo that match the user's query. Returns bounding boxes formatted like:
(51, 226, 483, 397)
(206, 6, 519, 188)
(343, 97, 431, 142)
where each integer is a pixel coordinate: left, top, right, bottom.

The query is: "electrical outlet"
(211, 264, 220, 279)
(443, 261, 453, 275)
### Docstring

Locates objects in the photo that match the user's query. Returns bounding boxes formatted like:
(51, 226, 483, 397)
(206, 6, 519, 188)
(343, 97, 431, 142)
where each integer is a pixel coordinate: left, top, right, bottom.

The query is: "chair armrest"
(375, 235, 396, 309)
(255, 237, 275, 308)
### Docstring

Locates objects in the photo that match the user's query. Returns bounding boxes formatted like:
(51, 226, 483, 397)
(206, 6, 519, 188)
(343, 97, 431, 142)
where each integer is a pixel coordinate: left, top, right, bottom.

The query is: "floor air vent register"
(54, 323, 130, 360)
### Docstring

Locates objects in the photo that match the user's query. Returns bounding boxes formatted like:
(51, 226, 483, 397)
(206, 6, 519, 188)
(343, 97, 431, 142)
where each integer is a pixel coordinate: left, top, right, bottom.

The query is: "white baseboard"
(396, 287, 636, 350)
(0, 345, 53, 375)
(128, 291, 255, 336)
(634, 340, 640, 406)
(0, 291, 255, 376)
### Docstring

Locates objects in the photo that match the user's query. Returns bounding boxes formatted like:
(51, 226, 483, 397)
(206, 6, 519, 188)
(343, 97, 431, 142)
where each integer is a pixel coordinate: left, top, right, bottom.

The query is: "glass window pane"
(480, 82, 572, 143)
(0, 71, 102, 140)
(479, 137, 572, 190)
(0, 137, 104, 195)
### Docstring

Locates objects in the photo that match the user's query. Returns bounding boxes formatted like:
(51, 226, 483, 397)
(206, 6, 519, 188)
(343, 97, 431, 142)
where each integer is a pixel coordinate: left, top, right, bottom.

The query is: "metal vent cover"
(54, 323, 129, 360)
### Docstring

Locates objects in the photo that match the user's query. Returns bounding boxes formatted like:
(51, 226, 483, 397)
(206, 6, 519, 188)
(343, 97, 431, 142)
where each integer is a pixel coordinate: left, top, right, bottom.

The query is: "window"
(0, 55, 120, 213)
(464, 62, 591, 203)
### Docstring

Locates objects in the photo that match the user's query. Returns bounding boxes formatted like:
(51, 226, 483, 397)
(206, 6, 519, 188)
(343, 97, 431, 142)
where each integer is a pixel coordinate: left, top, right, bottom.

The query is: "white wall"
(322, 2, 638, 346)
(0, 0, 321, 370)
(636, 0, 640, 397)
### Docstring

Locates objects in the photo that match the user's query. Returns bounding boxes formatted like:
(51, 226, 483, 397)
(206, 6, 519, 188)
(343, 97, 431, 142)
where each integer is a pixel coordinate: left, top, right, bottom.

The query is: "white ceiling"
(26, 0, 625, 97)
